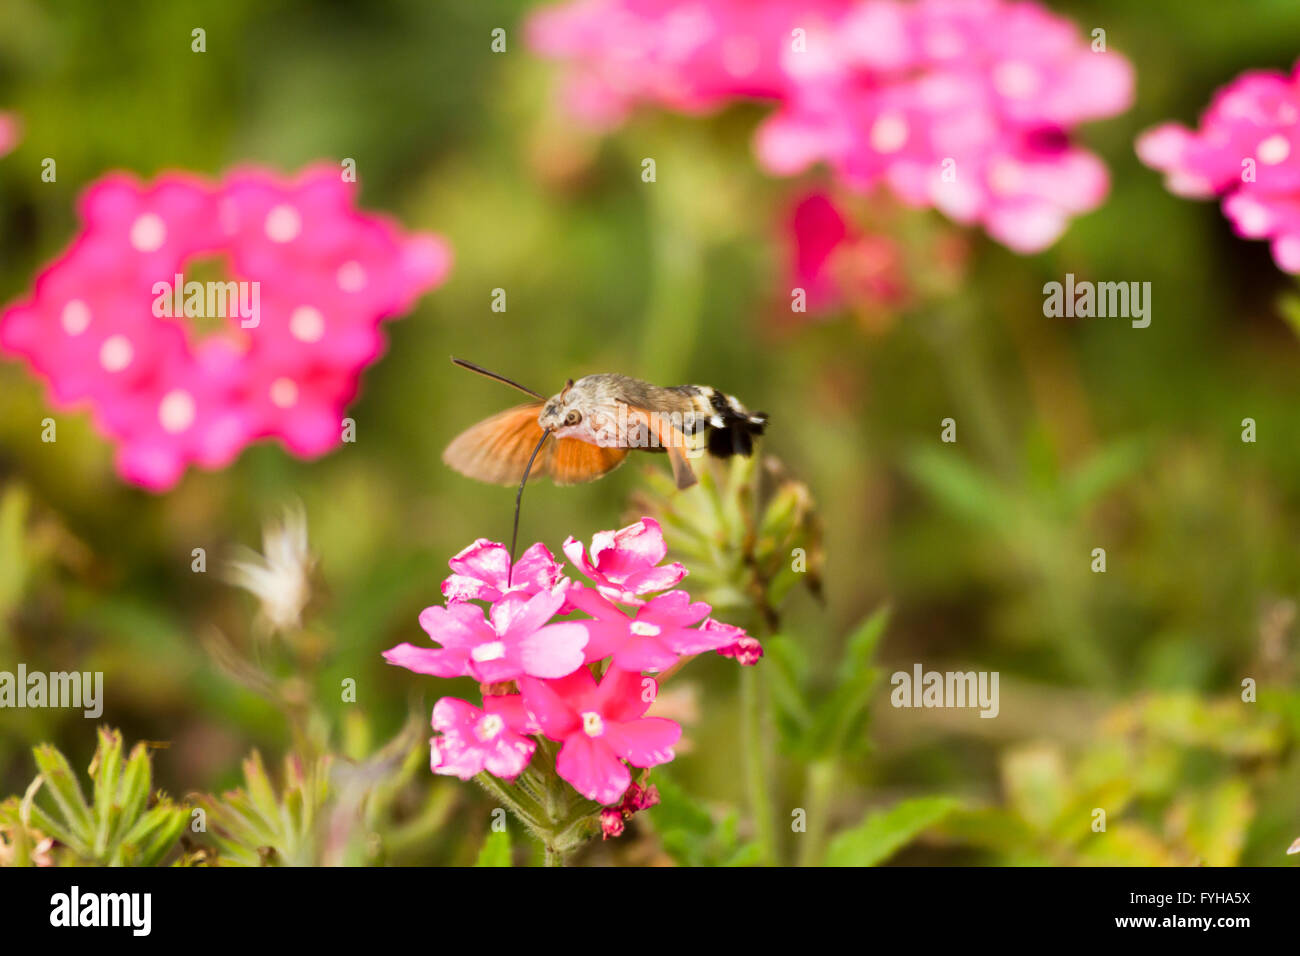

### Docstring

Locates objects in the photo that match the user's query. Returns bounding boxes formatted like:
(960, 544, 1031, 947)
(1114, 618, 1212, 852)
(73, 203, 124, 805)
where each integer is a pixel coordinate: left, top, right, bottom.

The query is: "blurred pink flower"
(568, 586, 723, 671)
(520, 667, 681, 805)
(0, 112, 20, 158)
(429, 696, 537, 781)
(531, 0, 1133, 253)
(0, 164, 451, 489)
(527, 0, 852, 126)
(756, 0, 1132, 252)
(1137, 61, 1300, 272)
(442, 539, 564, 604)
(385, 583, 589, 682)
(562, 516, 686, 605)
(787, 190, 908, 317)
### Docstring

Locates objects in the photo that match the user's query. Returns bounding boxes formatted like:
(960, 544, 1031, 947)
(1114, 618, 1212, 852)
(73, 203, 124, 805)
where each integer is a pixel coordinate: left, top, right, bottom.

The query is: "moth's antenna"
(451, 357, 545, 400)
(509, 429, 552, 585)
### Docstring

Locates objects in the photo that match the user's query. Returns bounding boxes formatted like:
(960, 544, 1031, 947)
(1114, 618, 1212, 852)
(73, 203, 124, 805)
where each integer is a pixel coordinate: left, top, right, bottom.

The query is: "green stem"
(928, 307, 1017, 478)
(741, 665, 777, 865)
(796, 759, 838, 867)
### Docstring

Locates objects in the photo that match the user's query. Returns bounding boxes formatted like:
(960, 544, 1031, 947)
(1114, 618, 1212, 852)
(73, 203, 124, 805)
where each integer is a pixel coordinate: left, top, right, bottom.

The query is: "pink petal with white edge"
(432, 696, 480, 732)
(447, 538, 510, 585)
(482, 736, 536, 781)
(430, 736, 484, 780)
(484, 694, 541, 735)
(491, 583, 569, 637)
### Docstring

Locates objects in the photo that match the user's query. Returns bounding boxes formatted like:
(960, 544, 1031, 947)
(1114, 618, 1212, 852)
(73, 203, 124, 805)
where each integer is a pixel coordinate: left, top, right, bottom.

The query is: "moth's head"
(538, 378, 586, 431)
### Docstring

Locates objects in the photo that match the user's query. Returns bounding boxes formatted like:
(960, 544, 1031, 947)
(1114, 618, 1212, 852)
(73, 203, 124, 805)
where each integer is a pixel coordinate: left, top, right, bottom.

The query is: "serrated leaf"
(32, 744, 93, 845)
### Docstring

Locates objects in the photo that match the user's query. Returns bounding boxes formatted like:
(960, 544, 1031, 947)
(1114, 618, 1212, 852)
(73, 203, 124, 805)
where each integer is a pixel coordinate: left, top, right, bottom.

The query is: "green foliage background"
(2, 0, 1299, 865)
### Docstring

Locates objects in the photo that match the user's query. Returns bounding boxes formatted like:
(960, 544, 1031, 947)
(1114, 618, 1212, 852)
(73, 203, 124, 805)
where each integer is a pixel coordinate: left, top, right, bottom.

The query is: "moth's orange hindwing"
(550, 438, 629, 485)
(442, 402, 548, 486)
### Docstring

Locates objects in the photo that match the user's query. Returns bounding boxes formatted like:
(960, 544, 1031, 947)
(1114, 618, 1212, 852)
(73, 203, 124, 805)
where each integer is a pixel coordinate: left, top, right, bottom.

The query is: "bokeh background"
(2, 0, 1300, 865)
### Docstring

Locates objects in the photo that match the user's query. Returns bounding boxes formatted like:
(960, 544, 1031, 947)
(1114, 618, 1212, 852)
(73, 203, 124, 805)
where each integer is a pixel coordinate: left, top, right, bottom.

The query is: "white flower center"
(269, 377, 298, 409)
(1257, 134, 1291, 165)
(99, 335, 133, 372)
(471, 641, 506, 663)
(581, 711, 604, 737)
(630, 621, 661, 637)
(993, 61, 1039, 99)
(475, 714, 505, 741)
(130, 213, 166, 252)
(158, 389, 196, 433)
(264, 204, 302, 243)
(61, 300, 91, 336)
(869, 114, 909, 154)
(289, 306, 324, 343)
(337, 260, 366, 292)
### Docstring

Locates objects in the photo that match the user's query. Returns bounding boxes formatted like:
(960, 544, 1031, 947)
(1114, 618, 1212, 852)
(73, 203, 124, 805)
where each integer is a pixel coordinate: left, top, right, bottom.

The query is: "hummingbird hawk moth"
(442, 358, 768, 574)
(443, 358, 767, 491)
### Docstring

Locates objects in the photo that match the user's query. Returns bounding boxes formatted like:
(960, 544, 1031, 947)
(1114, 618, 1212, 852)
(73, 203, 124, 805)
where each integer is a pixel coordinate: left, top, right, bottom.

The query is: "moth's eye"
(564, 410, 582, 426)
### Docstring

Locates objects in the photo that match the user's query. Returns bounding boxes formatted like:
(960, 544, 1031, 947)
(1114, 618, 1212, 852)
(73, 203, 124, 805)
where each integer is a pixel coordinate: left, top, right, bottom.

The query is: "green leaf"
(905, 447, 1013, 529)
(1061, 440, 1145, 514)
(474, 828, 512, 867)
(836, 605, 890, 684)
(826, 796, 961, 866)
(32, 744, 94, 847)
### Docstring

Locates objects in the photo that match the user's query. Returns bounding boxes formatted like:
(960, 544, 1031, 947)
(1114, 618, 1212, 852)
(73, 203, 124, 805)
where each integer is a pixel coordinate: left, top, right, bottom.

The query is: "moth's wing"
(442, 402, 551, 486)
(621, 402, 699, 490)
(550, 438, 629, 485)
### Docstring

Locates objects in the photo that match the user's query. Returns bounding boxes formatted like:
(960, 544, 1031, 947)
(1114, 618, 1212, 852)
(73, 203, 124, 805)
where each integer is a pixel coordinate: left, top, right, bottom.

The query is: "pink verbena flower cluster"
(527, 0, 852, 125)
(529, 0, 1133, 253)
(0, 164, 450, 489)
(1137, 61, 1300, 273)
(383, 517, 759, 810)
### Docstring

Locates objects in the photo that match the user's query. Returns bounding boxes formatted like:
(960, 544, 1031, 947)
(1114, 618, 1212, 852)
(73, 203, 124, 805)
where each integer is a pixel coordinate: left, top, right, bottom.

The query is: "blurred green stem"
(929, 307, 1016, 477)
(797, 758, 838, 867)
(741, 665, 777, 865)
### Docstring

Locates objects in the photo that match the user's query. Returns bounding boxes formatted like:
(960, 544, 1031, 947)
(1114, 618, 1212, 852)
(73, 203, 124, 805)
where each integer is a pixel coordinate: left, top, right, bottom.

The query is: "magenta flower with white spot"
(428, 696, 537, 781)
(0, 164, 450, 489)
(442, 539, 564, 604)
(384, 583, 589, 683)
(385, 523, 754, 831)
(1137, 61, 1300, 273)
(519, 667, 681, 805)
(562, 516, 686, 605)
(568, 585, 724, 672)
